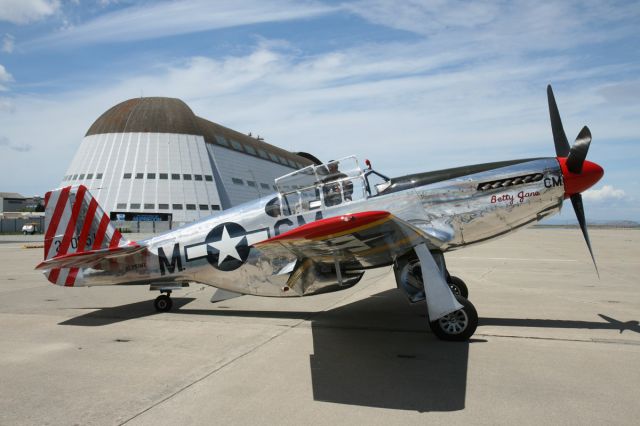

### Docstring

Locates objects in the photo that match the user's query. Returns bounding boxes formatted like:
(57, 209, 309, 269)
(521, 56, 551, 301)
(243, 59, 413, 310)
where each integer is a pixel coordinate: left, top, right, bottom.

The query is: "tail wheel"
(429, 295, 478, 341)
(154, 294, 173, 312)
(448, 275, 469, 299)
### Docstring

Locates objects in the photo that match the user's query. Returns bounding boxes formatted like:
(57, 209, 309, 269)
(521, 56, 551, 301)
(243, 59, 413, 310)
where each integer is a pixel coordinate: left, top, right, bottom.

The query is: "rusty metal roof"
(85, 97, 313, 168)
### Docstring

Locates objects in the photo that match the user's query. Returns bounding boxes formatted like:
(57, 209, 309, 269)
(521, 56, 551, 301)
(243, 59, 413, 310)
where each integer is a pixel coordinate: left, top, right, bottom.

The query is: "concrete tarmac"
(0, 228, 638, 425)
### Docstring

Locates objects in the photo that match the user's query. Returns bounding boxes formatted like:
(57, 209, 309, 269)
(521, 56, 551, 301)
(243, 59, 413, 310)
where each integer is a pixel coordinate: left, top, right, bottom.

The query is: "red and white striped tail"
(43, 185, 128, 286)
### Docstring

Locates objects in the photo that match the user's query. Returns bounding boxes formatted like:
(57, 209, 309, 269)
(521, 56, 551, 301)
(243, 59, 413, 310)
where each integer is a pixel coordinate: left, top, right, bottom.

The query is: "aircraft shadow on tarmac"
(59, 289, 638, 412)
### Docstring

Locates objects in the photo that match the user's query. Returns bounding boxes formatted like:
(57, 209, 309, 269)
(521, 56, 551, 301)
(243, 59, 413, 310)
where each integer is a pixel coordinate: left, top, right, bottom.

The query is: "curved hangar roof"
(86, 97, 313, 169)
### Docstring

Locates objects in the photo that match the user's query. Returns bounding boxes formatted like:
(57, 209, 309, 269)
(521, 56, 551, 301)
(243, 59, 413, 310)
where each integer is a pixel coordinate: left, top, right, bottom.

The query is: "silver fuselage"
(78, 157, 565, 296)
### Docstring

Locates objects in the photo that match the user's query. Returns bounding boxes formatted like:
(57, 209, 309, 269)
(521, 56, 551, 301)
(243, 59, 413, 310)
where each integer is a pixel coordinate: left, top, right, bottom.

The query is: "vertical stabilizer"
(43, 185, 128, 286)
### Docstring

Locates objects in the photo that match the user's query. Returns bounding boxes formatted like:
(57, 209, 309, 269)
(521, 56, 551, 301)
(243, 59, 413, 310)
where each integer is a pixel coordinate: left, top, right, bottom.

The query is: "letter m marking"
(158, 243, 183, 276)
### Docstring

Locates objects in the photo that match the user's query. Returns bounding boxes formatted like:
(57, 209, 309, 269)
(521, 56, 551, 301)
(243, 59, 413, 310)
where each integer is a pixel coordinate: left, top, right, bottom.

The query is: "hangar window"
(260, 183, 270, 190)
(116, 203, 126, 209)
(205, 175, 213, 181)
(211, 205, 220, 211)
(172, 204, 183, 210)
(123, 173, 132, 179)
(199, 204, 209, 210)
(183, 174, 192, 180)
(144, 203, 154, 209)
(232, 178, 243, 185)
(147, 173, 156, 179)
(230, 139, 244, 152)
(247, 180, 256, 187)
(214, 134, 230, 147)
(158, 203, 169, 209)
(194, 174, 203, 181)
(258, 149, 269, 160)
(72, 174, 78, 180)
(287, 159, 297, 168)
(87, 173, 93, 179)
(96, 173, 103, 179)
(135, 173, 144, 179)
(186, 204, 196, 210)
(244, 145, 257, 155)
(268, 152, 279, 162)
(130, 203, 141, 209)
(159, 173, 168, 180)
(171, 173, 180, 180)
(79, 174, 86, 180)
(278, 156, 288, 165)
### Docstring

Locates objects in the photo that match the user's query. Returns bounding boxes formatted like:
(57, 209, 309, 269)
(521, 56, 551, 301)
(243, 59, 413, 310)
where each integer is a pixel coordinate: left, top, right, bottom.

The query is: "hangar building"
(60, 97, 315, 225)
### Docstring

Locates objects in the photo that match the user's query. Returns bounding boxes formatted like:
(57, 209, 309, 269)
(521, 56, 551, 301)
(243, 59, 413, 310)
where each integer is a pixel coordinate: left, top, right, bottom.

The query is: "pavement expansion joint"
(477, 332, 640, 345)
(118, 319, 307, 425)
(118, 284, 382, 423)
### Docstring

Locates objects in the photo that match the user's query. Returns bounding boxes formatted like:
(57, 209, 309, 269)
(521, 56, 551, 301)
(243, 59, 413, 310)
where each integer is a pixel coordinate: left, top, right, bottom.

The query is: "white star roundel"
(205, 222, 250, 271)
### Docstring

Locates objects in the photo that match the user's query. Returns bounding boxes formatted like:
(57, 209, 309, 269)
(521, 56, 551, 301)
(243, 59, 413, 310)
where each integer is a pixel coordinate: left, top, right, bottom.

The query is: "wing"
(255, 211, 422, 269)
(35, 244, 147, 270)
(255, 211, 462, 319)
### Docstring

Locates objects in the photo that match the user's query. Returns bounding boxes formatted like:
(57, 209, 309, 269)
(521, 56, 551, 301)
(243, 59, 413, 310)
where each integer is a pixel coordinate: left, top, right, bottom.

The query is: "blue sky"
(0, 0, 638, 221)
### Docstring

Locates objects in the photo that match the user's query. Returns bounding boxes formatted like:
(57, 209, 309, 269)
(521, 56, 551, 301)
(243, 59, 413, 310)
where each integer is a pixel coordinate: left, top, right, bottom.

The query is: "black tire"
(429, 295, 478, 341)
(154, 294, 173, 312)
(448, 275, 469, 299)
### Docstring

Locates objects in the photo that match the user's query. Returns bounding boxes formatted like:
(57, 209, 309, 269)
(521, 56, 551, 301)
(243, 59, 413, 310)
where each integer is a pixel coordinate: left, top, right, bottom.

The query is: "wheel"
(429, 295, 478, 341)
(448, 275, 469, 299)
(154, 294, 173, 312)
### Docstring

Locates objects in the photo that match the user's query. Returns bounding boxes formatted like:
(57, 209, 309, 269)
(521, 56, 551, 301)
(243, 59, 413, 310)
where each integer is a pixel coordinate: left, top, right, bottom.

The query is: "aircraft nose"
(558, 158, 604, 198)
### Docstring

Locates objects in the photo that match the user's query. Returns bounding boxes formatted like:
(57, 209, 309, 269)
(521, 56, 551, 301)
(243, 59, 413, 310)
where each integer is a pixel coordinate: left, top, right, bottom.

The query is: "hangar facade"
(60, 97, 314, 225)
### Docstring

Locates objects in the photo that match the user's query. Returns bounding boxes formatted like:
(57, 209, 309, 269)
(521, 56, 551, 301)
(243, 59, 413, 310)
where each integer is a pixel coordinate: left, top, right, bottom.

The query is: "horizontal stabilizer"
(36, 244, 146, 271)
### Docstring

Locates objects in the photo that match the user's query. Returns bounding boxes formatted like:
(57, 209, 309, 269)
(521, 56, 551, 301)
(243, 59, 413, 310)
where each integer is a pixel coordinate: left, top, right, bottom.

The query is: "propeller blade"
(547, 85, 570, 157)
(570, 193, 599, 278)
(566, 126, 592, 174)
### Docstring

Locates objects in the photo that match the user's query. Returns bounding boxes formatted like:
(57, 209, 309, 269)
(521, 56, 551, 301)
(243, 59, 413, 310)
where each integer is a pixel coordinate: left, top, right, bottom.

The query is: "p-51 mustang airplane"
(37, 86, 603, 341)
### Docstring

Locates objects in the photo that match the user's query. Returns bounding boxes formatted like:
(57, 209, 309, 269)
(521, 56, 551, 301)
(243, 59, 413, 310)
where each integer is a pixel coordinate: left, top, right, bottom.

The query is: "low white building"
(61, 97, 316, 225)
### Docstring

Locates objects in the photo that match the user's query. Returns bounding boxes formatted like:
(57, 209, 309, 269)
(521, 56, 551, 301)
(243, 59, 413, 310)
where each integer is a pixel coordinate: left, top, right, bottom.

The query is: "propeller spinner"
(547, 85, 604, 276)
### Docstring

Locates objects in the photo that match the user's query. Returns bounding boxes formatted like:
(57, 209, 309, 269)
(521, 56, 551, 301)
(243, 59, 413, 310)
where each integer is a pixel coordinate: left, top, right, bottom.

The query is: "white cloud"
(0, 97, 13, 112)
(0, 64, 13, 90)
(583, 185, 626, 202)
(2, 34, 15, 53)
(0, 0, 60, 24)
(0, 136, 31, 152)
(348, 0, 640, 52)
(346, 0, 499, 35)
(2, 0, 639, 219)
(1, 40, 639, 202)
(29, 0, 338, 47)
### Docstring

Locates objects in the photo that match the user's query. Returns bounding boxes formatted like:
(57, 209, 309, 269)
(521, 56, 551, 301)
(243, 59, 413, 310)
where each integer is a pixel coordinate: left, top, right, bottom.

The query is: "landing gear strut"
(154, 291, 173, 312)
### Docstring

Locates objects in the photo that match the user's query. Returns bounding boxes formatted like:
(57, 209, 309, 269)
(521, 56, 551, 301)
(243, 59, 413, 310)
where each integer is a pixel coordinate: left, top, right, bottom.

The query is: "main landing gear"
(394, 251, 477, 341)
(154, 291, 173, 312)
